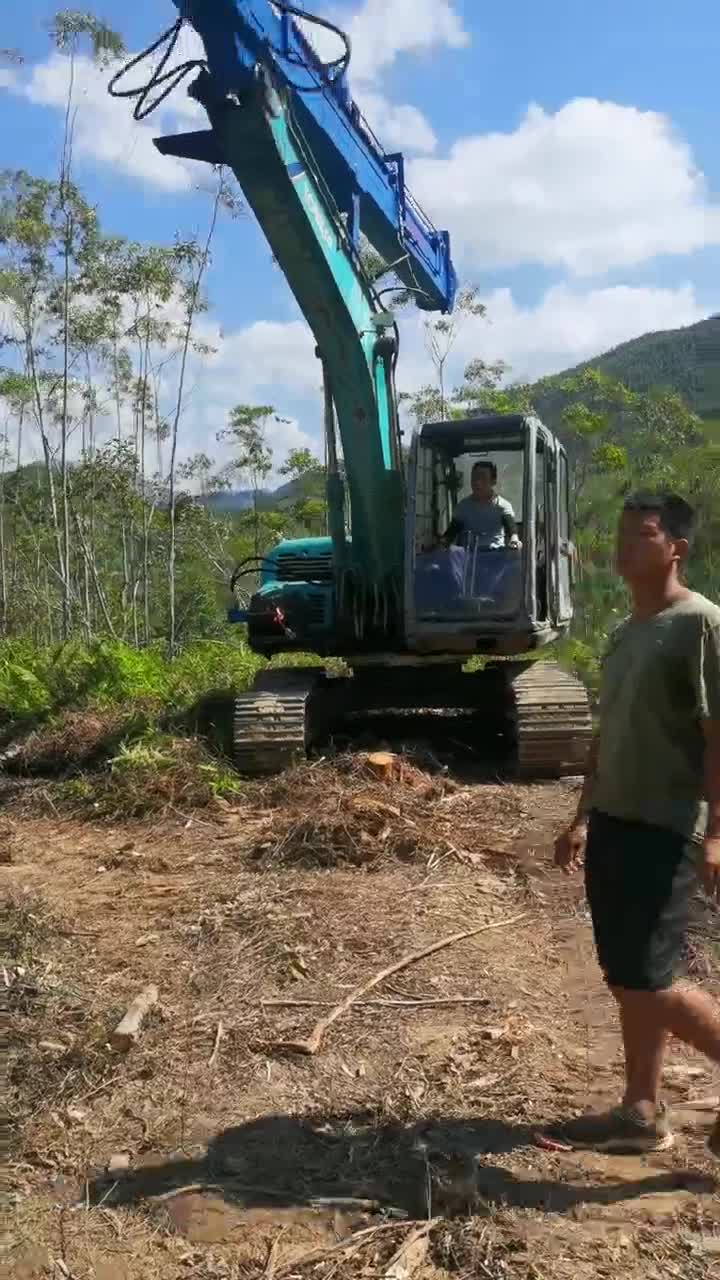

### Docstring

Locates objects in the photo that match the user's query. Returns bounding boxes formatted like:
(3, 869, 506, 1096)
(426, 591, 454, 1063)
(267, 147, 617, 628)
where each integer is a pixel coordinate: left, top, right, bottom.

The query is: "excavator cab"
(405, 414, 574, 656)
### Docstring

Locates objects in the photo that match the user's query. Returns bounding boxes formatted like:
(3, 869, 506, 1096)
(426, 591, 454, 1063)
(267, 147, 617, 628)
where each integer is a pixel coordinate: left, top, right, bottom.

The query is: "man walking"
(553, 492, 720, 1156)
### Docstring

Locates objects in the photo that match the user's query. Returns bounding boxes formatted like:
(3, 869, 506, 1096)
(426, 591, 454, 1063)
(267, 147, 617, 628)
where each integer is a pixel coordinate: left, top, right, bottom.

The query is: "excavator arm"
(137, 0, 457, 589)
(167, 1, 456, 312)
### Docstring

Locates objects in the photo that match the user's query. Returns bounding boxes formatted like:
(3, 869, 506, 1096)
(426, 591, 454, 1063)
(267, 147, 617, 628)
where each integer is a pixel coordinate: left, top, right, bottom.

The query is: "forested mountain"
(200, 478, 301, 514)
(208, 314, 720, 516)
(536, 315, 720, 422)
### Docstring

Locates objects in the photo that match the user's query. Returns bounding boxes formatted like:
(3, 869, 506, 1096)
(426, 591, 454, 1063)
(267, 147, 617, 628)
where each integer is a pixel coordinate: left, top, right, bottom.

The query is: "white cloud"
(192, 317, 320, 405)
(353, 88, 437, 153)
(14, 42, 206, 192)
(346, 0, 467, 153)
(6, 3, 464, 189)
(8, 2, 720, 293)
(4, 282, 710, 477)
(341, 0, 468, 83)
(302, 0, 467, 152)
(183, 282, 711, 463)
(410, 99, 720, 276)
(456, 283, 707, 383)
(1, 284, 321, 476)
(303, 0, 467, 80)
(395, 282, 709, 391)
(160, 317, 321, 474)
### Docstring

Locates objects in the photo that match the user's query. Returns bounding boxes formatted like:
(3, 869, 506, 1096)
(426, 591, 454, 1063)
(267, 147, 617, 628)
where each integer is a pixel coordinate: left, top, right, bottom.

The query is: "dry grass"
(11, 732, 244, 820)
(4, 891, 122, 1155)
(8, 706, 148, 773)
(2, 704, 245, 821)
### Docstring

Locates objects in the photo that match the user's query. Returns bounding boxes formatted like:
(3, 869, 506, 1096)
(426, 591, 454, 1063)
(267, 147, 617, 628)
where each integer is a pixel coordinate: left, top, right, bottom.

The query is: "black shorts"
(585, 810, 699, 992)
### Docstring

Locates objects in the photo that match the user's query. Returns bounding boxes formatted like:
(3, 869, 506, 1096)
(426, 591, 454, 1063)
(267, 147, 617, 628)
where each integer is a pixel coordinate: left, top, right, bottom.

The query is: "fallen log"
(110, 984, 158, 1051)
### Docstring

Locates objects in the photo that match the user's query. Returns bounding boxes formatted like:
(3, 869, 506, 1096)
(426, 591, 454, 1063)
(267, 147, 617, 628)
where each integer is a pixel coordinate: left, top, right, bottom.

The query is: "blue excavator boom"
(167, 1, 456, 314)
(120, 0, 458, 586)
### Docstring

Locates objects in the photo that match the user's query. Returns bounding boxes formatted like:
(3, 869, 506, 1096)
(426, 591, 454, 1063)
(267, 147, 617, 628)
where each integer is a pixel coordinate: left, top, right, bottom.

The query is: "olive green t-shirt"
(592, 592, 720, 841)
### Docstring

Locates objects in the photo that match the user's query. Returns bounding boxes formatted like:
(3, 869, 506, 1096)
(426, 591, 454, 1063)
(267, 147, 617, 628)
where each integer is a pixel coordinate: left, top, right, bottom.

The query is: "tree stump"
(366, 752, 400, 782)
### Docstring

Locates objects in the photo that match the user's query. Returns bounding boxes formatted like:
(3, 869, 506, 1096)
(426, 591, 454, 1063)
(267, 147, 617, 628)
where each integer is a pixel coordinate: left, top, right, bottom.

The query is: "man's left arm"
(702, 719, 720, 899)
(698, 622, 720, 899)
(501, 500, 520, 548)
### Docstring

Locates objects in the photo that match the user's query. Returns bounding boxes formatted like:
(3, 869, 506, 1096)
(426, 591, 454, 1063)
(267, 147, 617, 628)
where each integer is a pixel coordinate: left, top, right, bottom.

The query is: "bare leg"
(655, 982, 720, 1061)
(612, 988, 668, 1108)
(659, 984, 720, 1155)
(612, 983, 720, 1151)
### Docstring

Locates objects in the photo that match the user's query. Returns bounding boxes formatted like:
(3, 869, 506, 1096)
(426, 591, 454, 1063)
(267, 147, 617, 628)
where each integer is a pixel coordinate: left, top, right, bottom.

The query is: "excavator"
(112, 0, 592, 776)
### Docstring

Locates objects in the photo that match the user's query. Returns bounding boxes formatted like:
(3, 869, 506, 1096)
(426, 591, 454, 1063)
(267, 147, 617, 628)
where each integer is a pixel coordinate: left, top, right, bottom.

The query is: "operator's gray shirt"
(591, 592, 720, 841)
(452, 495, 515, 548)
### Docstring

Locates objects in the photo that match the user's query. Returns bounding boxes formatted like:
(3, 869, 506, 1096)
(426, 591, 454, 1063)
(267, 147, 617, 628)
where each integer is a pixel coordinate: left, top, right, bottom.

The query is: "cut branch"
(273, 914, 528, 1056)
(110, 984, 158, 1051)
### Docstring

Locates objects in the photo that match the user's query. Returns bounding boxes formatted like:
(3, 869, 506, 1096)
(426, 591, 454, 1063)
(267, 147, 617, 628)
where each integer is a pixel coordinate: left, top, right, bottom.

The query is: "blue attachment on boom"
(169, 0, 456, 313)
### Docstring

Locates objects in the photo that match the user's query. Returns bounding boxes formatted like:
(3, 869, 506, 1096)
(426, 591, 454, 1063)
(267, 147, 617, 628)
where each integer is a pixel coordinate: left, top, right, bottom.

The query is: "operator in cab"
(443, 461, 520, 550)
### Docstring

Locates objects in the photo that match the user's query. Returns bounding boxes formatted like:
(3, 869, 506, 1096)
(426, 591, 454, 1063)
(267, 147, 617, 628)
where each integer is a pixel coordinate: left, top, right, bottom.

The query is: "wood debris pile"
(249, 752, 526, 870)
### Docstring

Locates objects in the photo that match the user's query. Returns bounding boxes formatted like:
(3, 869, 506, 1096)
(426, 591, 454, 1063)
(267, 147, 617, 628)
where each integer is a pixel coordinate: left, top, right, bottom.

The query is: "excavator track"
(231, 661, 592, 780)
(508, 661, 593, 778)
(232, 669, 324, 776)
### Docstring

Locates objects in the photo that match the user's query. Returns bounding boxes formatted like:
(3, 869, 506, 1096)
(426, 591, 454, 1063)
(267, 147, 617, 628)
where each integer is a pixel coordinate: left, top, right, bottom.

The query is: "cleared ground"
(4, 757, 720, 1279)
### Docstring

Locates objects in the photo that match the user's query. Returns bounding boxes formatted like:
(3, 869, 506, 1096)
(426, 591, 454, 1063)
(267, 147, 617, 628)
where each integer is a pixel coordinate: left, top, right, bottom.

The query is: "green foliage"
(280, 448, 323, 481)
(591, 442, 627, 473)
(217, 404, 281, 557)
(0, 166, 230, 647)
(161, 640, 261, 707)
(56, 729, 245, 818)
(399, 286, 490, 420)
(0, 637, 263, 728)
(109, 731, 242, 797)
(0, 645, 53, 718)
(555, 637, 603, 697)
(49, 11, 125, 64)
(401, 338, 527, 428)
(277, 448, 327, 533)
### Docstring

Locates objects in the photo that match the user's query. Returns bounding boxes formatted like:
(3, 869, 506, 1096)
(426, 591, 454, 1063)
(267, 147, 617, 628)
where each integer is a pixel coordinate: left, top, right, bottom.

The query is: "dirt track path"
(5, 775, 720, 1279)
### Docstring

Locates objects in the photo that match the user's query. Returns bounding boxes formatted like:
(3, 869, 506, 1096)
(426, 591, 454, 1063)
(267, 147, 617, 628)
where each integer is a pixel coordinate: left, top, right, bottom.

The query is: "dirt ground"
(4, 760, 720, 1280)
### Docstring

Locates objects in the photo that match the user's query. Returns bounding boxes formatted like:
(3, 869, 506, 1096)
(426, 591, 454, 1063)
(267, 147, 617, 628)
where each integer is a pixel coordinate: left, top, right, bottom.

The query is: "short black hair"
(623, 491, 696, 542)
(472, 461, 497, 483)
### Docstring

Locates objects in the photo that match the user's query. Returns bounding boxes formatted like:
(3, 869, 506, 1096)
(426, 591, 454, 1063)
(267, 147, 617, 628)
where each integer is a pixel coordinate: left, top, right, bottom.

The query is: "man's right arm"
(554, 734, 598, 872)
(572, 733, 599, 825)
(443, 499, 466, 546)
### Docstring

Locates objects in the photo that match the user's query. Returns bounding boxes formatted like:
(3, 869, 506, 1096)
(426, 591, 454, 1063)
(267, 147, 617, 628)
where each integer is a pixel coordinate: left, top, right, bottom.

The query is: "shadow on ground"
(86, 1109, 715, 1219)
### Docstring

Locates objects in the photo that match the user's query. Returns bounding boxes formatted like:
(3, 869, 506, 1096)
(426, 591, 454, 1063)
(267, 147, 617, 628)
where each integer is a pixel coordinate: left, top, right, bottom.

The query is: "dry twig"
(274, 913, 528, 1055)
(273, 1219, 413, 1280)
(208, 1019, 224, 1068)
(257, 997, 490, 1009)
(384, 1220, 436, 1279)
(264, 1226, 289, 1280)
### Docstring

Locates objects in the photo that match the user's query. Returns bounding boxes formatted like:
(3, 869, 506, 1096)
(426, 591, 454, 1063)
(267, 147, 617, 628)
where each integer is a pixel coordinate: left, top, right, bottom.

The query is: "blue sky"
(1, 0, 718, 467)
